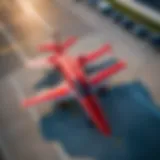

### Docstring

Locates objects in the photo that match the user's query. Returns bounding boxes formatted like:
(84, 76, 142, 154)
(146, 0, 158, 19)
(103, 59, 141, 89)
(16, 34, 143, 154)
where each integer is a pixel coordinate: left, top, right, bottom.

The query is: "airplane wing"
(78, 44, 112, 66)
(90, 61, 126, 85)
(22, 83, 72, 108)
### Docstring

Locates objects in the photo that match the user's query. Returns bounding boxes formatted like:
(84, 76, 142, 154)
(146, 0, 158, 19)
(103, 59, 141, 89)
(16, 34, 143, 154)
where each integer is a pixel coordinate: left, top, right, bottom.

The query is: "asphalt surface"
(0, 0, 160, 160)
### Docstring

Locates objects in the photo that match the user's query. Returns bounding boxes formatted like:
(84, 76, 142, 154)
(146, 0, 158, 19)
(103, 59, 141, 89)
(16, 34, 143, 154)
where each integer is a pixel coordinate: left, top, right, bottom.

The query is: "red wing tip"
(103, 43, 112, 52)
(96, 43, 112, 55)
(104, 43, 112, 48)
(119, 61, 127, 68)
(21, 101, 27, 108)
(21, 100, 31, 108)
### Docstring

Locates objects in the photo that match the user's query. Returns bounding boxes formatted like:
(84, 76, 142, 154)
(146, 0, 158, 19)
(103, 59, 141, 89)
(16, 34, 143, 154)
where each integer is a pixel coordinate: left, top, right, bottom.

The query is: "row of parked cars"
(78, 0, 160, 48)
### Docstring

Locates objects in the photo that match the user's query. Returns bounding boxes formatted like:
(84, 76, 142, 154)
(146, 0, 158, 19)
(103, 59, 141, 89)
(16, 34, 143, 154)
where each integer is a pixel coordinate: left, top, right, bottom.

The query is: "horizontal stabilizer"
(79, 44, 112, 65)
(91, 61, 126, 85)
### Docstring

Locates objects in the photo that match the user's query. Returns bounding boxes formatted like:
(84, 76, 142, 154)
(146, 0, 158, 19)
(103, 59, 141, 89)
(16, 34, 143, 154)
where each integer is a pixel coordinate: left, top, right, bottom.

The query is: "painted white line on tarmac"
(16, 0, 53, 31)
(0, 25, 29, 63)
(0, 24, 40, 122)
(0, 24, 39, 121)
(8, 76, 39, 122)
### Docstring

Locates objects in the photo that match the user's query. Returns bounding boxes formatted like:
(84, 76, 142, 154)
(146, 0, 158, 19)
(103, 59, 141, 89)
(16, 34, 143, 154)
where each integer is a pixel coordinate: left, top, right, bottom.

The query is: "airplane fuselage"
(56, 56, 111, 135)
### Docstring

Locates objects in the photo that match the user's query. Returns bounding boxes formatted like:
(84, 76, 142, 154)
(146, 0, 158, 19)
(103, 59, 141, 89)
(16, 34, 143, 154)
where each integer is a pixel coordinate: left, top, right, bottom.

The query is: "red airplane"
(22, 36, 126, 136)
